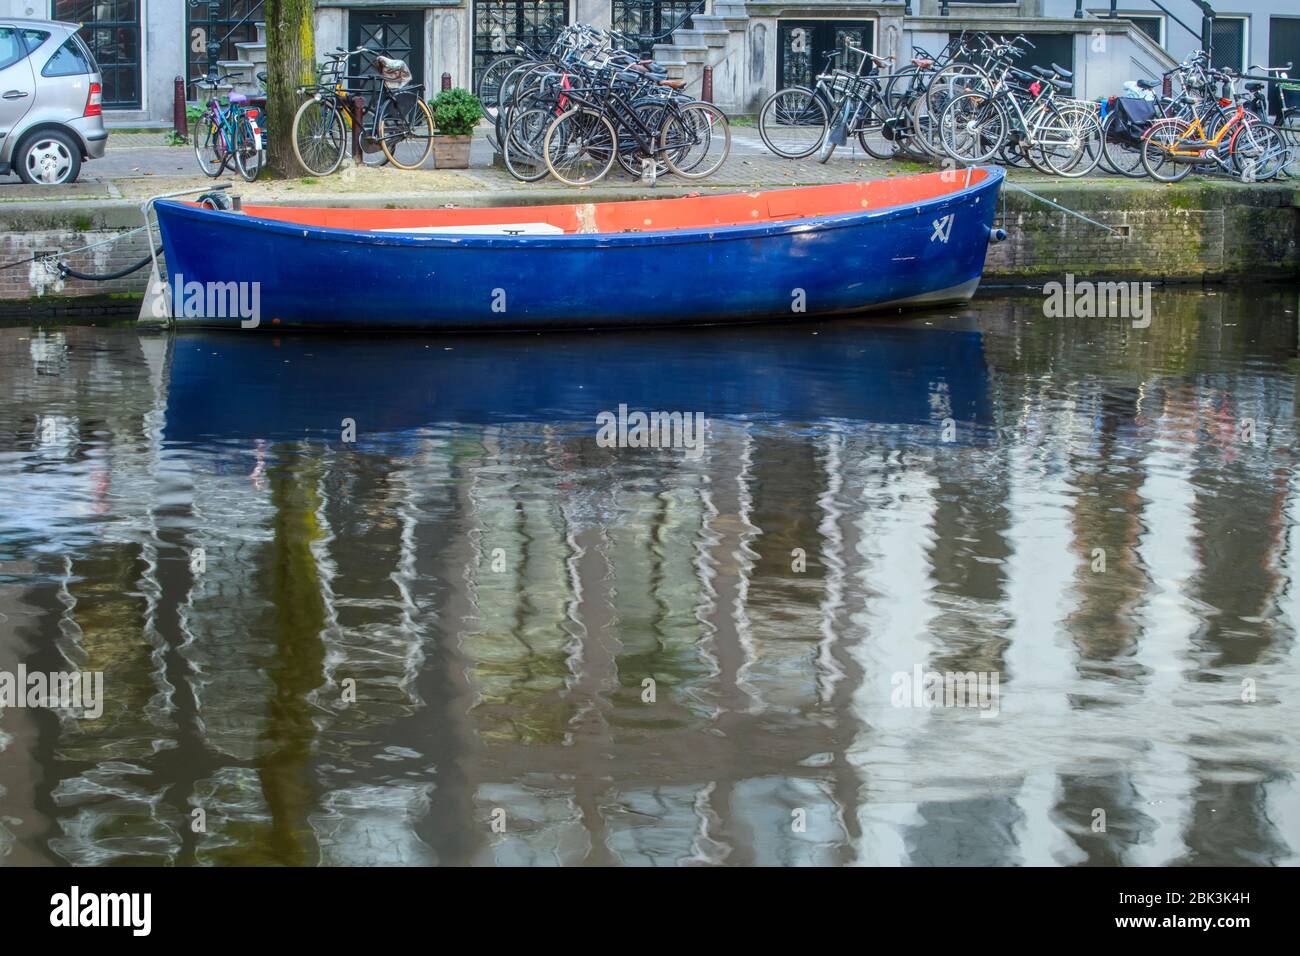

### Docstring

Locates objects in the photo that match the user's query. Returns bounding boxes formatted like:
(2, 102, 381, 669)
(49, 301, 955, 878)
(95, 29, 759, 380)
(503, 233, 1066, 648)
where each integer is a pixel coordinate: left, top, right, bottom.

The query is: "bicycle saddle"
(1135, 78, 1156, 89)
(1051, 62, 1073, 79)
(658, 78, 686, 89)
(912, 57, 934, 69)
(228, 92, 249, 104)
(1245, 81, 1265, 92)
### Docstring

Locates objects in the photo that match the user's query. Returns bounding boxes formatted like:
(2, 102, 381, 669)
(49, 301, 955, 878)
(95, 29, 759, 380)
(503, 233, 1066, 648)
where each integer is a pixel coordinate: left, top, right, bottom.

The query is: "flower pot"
(433, 133, 472, 169)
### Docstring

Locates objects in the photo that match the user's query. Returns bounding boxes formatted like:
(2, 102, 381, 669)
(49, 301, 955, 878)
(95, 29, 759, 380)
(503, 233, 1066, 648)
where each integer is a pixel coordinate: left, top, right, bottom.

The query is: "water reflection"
(1, 287, 1298, 866)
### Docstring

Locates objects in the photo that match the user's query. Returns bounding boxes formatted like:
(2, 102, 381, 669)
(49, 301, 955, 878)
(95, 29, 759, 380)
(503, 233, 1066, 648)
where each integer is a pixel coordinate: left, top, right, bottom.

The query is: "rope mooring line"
(0, 224, 151, 274)
(1003, 181, 1120, 235)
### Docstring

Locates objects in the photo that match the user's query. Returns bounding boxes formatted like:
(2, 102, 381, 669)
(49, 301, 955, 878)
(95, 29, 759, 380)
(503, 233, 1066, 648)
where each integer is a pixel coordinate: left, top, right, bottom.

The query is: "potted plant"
(430, 88, 482, 169)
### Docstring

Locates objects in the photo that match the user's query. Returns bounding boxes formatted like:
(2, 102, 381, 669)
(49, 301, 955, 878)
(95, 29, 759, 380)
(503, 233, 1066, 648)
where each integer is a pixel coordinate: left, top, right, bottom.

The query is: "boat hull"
(154, 170, 1003, 331)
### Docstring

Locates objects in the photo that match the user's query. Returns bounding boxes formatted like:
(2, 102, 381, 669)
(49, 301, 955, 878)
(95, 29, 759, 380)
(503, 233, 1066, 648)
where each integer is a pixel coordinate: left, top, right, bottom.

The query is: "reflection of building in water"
(3, 307, 1300, 866)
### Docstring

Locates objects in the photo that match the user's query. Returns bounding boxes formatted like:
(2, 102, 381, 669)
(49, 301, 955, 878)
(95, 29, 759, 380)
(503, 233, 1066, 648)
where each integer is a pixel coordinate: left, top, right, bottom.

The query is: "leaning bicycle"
(192, 72, 265, 182)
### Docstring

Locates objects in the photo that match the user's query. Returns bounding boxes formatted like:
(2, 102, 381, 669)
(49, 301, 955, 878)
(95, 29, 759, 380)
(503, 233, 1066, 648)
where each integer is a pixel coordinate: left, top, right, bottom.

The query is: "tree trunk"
(264, 0, 315, 177)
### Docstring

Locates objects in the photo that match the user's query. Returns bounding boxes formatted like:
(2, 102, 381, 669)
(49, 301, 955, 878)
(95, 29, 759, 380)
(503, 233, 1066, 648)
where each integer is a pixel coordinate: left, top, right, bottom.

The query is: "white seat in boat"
(374, 222, 565, 236)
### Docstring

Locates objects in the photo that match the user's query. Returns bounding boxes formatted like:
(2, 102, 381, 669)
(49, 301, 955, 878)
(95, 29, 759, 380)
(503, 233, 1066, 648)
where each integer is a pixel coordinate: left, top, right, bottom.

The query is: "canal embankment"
(2, 176, 1297, 309)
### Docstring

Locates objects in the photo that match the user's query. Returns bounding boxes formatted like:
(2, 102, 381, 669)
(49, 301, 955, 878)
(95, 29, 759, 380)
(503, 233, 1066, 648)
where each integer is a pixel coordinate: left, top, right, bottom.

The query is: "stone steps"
(221, 23, 268, 96)
(651, 2, 747, 109)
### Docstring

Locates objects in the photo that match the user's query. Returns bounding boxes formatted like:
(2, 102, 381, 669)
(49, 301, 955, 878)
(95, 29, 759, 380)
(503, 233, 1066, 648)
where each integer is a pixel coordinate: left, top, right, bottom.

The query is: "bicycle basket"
(377, 56, 413, 90)
(1281, 82, 1300, 111)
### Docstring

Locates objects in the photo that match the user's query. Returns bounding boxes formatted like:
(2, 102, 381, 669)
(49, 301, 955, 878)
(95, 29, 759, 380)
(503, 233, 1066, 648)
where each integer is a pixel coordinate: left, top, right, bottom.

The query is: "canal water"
(1, 286, 1298, 866)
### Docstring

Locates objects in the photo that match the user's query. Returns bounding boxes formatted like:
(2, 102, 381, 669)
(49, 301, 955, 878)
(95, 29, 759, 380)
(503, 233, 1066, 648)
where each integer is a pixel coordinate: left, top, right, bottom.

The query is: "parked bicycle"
(937, 47, 1102, 177)
(492, 23, 730, 186)
(1141, 63, 1288, 183)
(191, 72, 266, 182)
(292, 46, 434, 175)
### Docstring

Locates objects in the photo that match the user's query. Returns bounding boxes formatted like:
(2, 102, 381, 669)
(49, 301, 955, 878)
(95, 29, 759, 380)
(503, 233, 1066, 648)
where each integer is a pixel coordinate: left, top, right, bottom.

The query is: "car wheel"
(17, 130, 82, 185)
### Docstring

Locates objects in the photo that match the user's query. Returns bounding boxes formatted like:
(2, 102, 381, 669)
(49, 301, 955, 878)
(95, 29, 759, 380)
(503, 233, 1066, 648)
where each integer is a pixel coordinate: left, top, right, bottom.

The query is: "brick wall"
(0, 226, 159, 302)
(985, 182, 1298, 281)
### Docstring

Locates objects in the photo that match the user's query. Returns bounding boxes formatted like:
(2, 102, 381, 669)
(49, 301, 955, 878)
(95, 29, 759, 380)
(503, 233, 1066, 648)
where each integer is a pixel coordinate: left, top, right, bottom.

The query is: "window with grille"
(611, 1, 699, 56)
(472, 1, 569, 88)
(186, 0, 261, 85)
(1210, 16, 1246, 72)
(53, 0, 140, 110)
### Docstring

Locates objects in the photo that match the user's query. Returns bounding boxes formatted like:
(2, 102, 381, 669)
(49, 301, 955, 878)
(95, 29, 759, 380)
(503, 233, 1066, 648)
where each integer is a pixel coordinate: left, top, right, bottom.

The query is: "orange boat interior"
(231, 169, 991, 235)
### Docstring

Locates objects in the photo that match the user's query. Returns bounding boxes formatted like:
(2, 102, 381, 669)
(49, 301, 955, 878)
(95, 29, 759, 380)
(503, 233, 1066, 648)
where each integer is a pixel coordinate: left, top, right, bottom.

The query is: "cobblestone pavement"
(0, 124, 1288, 201)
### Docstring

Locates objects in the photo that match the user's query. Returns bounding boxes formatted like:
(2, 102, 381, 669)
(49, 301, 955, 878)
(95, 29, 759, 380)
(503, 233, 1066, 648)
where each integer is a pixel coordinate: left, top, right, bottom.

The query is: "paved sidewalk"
(1, 124, 1291, 205)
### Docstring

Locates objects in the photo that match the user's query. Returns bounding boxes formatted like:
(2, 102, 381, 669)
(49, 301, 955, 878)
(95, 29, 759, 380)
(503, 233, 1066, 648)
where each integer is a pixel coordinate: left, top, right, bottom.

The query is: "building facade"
(1, 1, 1296, 124)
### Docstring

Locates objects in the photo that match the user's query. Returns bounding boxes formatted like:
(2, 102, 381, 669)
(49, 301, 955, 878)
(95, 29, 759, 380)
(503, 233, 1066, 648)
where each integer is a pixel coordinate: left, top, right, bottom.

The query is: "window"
(55, 0, 139, 109)
(1210, 16, 1246, 72)
(0, 27, 25, 70)
(779, 21, 876, 90)
(612, 1, 698, 56)
(22, 30, 52, 55)
(42, 35, 92, 77)
(1125, 16, 1164, 46)
(186, 0, 261, 86)
(472, 1, 569, 88)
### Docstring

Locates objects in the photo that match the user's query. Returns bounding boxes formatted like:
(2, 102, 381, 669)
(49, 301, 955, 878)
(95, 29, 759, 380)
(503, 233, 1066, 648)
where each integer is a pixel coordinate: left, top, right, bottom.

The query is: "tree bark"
(264, 0, 316, 177)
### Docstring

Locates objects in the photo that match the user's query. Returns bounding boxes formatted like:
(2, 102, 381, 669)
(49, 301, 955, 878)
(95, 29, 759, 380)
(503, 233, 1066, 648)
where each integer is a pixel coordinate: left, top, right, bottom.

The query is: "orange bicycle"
(1141, 67, 1286, 182)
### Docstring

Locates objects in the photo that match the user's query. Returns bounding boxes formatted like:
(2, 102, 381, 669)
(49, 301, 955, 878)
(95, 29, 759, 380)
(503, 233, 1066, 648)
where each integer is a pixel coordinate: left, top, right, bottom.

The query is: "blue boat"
(153, 167, 1004, 331)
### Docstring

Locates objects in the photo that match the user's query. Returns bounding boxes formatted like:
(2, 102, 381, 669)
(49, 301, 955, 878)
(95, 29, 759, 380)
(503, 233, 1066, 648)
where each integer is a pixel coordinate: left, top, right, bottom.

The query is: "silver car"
(0, 17, 107, 185)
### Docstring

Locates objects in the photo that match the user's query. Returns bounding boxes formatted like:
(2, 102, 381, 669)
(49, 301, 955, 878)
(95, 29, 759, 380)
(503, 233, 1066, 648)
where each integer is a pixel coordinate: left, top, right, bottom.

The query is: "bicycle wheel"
(544, 108, 616, 186)
(939, 92, 1007, 163)
(998, 138, 1034, 168)
(496, 62, 547, 146)
(502, 106, 553, 182)
(380, 97, 435, 170)
(193, 117, 226, 177)
(234, 114, 263, 182)
(758, 87, 829, 158)
(1099, 110, 1146, 178)
(858, 100, 900, 159)
(662, 101, 731, 179)
(478, 55, 523, 122)
(1279, 108, 1300, 178)
(1037, 106, 1101, 177)
(883, 66, 918, 114)
(616, 98, 671, 178)
(1141, 119, 1191, 182)
(906, 93, 942, 158)
(1230, 120, 1285, 183)
(292, 97, 346, 176)
(924, 63, 992, 119)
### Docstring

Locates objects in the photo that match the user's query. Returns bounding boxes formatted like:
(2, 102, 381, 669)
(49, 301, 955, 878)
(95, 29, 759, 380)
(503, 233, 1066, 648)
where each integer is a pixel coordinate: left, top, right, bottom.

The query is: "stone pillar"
(746, 18, 775, 115)
(878, 15, 904, 66)
(433, 8, 470, 92)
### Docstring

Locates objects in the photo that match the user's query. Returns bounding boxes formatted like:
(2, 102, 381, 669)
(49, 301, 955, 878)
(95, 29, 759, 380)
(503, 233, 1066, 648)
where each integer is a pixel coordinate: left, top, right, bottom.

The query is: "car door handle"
(3, 90, 31, 99)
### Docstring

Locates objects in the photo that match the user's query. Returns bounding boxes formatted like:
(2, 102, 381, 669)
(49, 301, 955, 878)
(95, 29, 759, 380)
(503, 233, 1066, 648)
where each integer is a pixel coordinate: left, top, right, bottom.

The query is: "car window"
(72, 33, 98, 72)
(0, 27, 25, 71)
(22, 30, 51, 54)
(41, 35, 91, 77)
